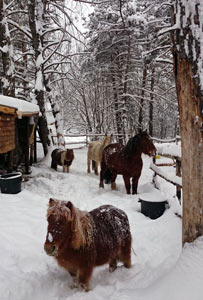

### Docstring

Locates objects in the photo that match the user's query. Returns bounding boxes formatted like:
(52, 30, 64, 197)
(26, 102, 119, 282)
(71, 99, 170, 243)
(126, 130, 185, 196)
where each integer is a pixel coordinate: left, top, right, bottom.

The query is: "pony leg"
(51, 160, 57, 171)
(63, 165, 69, 172)
(120, 238, 132, 269)
(94, 162, 98, 175)
(77, 267, 93, 292)
(109, 258, 117, 272)
(123, 175, 131, 194)
(99, 163, 106, 188)
(99, 171, 104, 187)
(132, 177, 138, 194)
(87, 158, 91, 173)
(111, 174, 117, 190)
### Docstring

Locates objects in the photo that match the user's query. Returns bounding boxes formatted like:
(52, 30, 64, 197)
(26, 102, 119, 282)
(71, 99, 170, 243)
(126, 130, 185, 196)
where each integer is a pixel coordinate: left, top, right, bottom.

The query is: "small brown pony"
(99, 131, 156, 194)
(51, 148, 74, 173)
(44, 198, 132, 291)
(87, 134, 112, 175)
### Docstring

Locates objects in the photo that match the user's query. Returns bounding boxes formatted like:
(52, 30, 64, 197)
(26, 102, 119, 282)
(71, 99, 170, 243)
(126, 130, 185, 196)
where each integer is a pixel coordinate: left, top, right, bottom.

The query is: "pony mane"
(101, 134, 113, 148)
(124, 131, 149, 157)
(47, 199, 93, 250)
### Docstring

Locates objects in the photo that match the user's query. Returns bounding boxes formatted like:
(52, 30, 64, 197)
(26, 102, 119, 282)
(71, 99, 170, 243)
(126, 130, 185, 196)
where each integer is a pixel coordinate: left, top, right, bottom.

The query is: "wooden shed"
(0, 95, 39, 174)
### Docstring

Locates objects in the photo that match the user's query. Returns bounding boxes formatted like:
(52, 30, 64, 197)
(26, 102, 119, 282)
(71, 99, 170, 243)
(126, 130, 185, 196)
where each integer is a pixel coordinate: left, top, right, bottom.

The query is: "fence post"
(176, 157, 181, 203)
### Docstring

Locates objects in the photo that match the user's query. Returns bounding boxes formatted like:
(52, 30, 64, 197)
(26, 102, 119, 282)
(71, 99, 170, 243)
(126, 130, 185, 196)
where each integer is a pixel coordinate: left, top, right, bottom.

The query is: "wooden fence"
(150, 137, 182, 202)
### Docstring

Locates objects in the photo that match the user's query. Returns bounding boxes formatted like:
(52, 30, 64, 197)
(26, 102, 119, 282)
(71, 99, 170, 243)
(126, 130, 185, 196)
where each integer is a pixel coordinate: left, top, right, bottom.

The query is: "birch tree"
(0, 0, 15, 96)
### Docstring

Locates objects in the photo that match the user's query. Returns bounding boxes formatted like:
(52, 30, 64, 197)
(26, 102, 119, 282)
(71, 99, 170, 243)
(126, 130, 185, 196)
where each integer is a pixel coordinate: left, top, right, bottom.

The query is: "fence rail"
(50, 133, 181, 147)
(151, 153, 182, 202)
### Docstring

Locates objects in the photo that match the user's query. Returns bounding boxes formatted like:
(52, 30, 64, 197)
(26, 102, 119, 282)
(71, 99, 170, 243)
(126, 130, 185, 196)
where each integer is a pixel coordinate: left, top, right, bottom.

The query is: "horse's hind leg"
(123, 175, 131, 194)
(109, 258, 117, 272)
(120, 238, 131, 269)
(99, 162, 106, 188)
(94, 162, 99, 175)
(111, 174, 117, 190)
(132, 177, 138, 194)
(87, 158, 91, 173)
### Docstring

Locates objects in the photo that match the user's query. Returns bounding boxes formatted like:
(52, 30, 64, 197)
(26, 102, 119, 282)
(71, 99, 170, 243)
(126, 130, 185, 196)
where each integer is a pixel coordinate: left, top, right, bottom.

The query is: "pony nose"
(44, 244, 56, 256)
(150, 149, 156, 156)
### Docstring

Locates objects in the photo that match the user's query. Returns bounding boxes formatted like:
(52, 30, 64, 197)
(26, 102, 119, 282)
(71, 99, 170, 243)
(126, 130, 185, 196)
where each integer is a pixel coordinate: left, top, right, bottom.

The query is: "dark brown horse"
(99, 131, 156, 194)
(44, 199, 132, 291)
(51, 148, 74, 173)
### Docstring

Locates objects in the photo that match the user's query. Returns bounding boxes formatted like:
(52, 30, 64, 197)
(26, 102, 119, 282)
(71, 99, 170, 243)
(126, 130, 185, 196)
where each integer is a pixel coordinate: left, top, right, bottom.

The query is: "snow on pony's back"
(44, 199, 132, 291)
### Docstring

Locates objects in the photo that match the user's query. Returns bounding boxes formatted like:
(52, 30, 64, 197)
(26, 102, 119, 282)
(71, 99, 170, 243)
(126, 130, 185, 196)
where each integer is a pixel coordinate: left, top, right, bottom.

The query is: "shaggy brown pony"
(44, 199, 132, 291)
(51, 148, 74, 173)
(87, 134, 112, 175)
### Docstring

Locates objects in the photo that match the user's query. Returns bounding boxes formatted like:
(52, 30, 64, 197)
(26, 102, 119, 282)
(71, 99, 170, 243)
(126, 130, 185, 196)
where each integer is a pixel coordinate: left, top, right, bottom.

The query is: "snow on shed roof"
(0, 95, 39, 118)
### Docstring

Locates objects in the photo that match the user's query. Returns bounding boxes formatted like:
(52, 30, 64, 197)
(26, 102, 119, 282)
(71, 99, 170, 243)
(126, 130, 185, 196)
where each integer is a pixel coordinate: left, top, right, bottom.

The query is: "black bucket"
(139, 199, 167, 219)
(0, 172, 22, 194)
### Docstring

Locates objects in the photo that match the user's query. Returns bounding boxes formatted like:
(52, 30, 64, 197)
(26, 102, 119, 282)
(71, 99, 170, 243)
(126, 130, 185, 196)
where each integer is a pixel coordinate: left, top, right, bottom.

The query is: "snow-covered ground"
(0, 145, 203, 300)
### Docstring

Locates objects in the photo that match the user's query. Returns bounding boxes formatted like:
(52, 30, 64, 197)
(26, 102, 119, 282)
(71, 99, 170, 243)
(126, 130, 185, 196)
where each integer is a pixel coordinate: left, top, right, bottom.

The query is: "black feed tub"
(139, 199, 168, 219)
(0, 172, 22, 194)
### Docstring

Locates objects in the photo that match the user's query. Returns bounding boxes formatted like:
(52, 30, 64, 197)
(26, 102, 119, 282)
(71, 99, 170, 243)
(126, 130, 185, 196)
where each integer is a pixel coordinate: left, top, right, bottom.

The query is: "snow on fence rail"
(152, 135, 181, 144)
(151, 138, 182, 202)
(52, 133, 132, 147)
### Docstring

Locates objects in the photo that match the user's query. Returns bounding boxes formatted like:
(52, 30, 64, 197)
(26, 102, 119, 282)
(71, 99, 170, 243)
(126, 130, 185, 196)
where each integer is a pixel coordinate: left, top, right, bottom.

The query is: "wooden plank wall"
(0, 113, 16, 154)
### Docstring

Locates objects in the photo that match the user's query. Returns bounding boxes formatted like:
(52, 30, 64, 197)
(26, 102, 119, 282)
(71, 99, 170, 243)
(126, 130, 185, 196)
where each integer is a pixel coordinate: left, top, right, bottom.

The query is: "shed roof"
(0, 95, 39, 118)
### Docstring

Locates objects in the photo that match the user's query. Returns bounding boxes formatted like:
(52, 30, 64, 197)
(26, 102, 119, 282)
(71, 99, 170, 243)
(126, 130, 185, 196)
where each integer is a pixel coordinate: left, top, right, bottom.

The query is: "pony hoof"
(124, 261, 131, 268)
(70, 281, 78, 289)
(79, 283, 90, 292)
(109, 266, 117, 273)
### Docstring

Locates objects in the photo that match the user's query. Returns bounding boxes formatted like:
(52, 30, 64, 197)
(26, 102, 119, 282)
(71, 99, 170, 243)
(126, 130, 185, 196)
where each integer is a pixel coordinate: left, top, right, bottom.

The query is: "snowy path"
(0, 147, 202, 300)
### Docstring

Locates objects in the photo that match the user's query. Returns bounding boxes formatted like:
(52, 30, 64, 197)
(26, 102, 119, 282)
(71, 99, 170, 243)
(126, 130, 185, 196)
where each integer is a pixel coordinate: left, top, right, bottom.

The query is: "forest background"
(0, 0, 178, 152)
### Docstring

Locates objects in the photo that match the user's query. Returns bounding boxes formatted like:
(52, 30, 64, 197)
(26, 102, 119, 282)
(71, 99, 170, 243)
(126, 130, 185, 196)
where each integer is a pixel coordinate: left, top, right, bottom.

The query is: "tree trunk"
(172, 0, 203, 244)
(36, 91, 50, 155)
(0, 0, 15, 96)
(175, 58, 203, 244)
(28, 0, 50, 156)
(112, 73, 123, 144)
(138, 65, 147, 131)
(149, 67, 155, 136)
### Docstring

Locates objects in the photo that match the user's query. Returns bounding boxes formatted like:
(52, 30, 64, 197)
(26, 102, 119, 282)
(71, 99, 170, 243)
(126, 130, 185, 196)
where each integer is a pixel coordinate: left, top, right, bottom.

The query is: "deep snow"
(0, 144, 203, 300)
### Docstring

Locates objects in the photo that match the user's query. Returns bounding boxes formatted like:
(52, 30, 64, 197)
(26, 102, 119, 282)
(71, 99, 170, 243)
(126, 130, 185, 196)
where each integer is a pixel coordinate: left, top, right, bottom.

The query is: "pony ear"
(65, 201, 74, 218)
(49, 198, 56, 207)
(66, 201, 73, 210)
